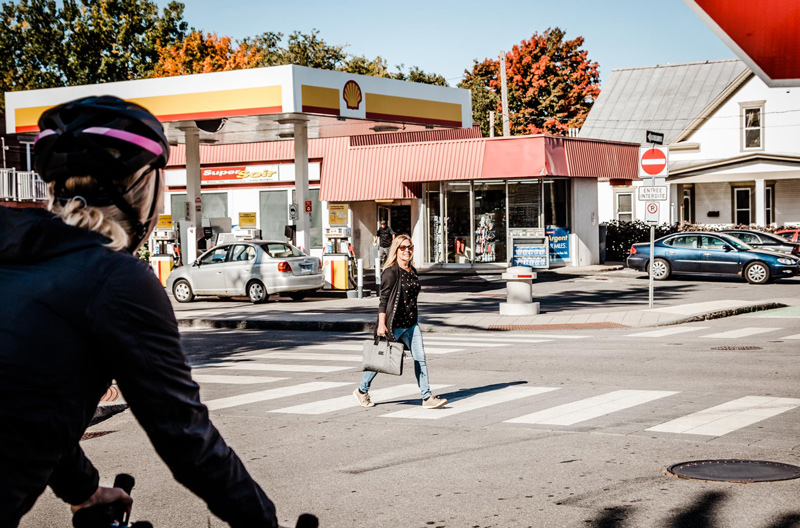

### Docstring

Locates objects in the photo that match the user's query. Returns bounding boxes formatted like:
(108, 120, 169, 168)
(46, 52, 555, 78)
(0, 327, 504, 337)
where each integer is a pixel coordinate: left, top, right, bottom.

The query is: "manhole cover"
(100, 385, 120, 402)
(81, 431, 115, 441)
(711, 346, 763, 351)
(668, 460, 800, 483)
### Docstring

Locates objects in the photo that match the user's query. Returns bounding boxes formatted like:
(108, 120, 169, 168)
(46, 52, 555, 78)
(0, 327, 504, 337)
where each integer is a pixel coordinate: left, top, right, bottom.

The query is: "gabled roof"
(579, 59, 751, 145)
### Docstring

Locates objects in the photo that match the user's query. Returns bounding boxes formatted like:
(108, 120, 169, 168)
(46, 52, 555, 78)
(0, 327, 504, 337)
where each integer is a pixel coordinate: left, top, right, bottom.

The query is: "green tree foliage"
(0, 0, 187, 112)
(461, 28, 601, 137)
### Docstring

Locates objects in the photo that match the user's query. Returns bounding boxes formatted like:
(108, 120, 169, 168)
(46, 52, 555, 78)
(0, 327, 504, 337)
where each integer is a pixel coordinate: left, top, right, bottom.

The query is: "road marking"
(192, 374, 287, 385)
(206, 382, 350, 411)
(202, 363, 353, 373)
(424, 336, 550, 344)
(647, 396, 800, 436)
(505, 390, 679, 426)
(700, 328, 780, 339)
(270, 384, 452, 415)
(783, 333, 800, 340)
(626, 327, 709, 338)
(308, 343, 462, 354)
(433, 333, 587, 340)
(381, 386, 559, 420)
(251, 352, 362, 362)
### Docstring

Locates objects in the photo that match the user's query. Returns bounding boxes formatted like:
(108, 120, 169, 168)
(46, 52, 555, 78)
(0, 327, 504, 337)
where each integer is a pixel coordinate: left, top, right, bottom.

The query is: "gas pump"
(322, 227, 354, 290)
(149, 215, 178, 286)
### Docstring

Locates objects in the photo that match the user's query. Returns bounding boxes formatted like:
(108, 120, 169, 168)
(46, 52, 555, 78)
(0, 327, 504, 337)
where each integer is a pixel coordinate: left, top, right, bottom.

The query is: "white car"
(167, 241, 323, 303)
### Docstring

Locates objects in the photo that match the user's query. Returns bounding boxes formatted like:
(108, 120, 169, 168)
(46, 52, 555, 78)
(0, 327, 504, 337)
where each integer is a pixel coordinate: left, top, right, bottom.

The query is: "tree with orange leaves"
(460, 28, 600, 137)
(151, 30, 264, 76)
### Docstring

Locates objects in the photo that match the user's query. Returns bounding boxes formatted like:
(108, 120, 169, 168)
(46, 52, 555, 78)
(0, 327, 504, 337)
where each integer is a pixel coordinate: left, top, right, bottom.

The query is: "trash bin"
(499, 265, 540, 315)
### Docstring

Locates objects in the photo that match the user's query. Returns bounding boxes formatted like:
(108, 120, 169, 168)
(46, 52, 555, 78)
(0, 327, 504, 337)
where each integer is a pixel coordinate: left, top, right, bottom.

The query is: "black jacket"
(0, 207, 277, 528)
(376, 263, 417, 341)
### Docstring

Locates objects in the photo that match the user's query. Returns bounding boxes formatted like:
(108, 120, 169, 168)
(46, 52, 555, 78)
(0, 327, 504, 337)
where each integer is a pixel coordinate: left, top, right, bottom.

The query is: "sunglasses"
(398, 244, 414, 252)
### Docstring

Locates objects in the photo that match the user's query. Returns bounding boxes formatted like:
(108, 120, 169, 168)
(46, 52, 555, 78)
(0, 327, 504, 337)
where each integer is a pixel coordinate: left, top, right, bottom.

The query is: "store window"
(288, 188, 323, 249)
(259, 190, 289, 241)
(508, 180, 542, 228)
(741, 101, 765, 151)
(615, 192, 633, 222)
(544, 179, 570, 227)
(473, 181, 506, 262)
(170, 192, 228, 222)
(425, 186, 443, 264)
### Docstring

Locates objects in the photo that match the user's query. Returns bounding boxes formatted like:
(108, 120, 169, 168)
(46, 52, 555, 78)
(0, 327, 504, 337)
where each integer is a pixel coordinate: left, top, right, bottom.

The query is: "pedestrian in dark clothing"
(374, 219, 395, 264)
(353, 234, 447, 409)
(0, 96, 278, 528)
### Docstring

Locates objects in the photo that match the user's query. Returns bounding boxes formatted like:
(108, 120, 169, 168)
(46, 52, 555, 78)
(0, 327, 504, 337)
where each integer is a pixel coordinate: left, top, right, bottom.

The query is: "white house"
(580, 59, 800, 228)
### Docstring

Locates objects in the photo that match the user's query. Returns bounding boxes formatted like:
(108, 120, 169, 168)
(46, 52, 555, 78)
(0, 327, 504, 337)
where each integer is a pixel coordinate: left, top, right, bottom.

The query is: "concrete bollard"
(499, 265, 540, 315)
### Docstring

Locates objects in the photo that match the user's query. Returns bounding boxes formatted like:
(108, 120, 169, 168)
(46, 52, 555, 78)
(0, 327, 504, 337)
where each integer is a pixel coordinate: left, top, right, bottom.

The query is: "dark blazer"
(375, 262, 417, 341)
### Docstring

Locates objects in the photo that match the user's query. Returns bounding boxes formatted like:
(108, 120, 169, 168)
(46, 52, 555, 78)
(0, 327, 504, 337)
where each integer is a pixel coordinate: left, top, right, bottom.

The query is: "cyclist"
(0, 96, 278, 527)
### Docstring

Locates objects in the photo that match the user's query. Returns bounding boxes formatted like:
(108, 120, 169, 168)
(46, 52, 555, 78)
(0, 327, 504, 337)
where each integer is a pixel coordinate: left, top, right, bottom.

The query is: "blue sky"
(172, 0, 734, 86)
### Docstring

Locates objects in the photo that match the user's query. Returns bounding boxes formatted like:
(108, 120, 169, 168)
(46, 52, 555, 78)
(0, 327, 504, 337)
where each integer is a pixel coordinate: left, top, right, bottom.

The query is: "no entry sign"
(639, 146, 669, 178)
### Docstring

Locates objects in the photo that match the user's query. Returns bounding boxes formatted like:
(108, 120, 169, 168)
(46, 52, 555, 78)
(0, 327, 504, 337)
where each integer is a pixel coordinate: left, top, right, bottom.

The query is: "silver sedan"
(166, 241, 323, 303)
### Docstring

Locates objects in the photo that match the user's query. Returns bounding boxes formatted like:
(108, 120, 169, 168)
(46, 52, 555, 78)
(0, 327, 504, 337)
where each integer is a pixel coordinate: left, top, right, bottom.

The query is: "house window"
(734, 188, 751, 225)
(740, 101, 765, 151)
(615, 192, 633, 222)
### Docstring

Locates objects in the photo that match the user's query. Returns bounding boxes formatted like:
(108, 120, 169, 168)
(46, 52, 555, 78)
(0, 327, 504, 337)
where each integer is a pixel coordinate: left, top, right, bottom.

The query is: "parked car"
(721, 229, 800, 256)
(627, 231, 800, 284)
(776, 229, 800, 243)
(167, 241, 324, 303)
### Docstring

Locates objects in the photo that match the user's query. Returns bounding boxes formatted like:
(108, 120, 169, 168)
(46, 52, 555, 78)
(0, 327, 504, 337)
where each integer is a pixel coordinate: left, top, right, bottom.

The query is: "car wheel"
(744, 261, 770, 284)
(247, 280, 268, 303)
(172, 279, 195, 303)
(649, 258, 671, 280)
(288, 291, 308, 301)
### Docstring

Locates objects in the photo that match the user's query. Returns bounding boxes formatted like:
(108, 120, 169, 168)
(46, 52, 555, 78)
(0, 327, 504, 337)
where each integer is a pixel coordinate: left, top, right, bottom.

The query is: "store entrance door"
(390, 206, 411, 236)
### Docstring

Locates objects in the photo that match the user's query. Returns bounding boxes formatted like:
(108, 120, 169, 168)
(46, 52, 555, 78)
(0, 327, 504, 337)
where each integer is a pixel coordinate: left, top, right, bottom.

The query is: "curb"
(658, 302, 788, 327)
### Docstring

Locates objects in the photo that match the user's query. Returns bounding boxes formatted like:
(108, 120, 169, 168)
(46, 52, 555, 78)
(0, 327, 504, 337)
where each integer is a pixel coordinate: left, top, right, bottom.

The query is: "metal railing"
(1, 168, 48, 202)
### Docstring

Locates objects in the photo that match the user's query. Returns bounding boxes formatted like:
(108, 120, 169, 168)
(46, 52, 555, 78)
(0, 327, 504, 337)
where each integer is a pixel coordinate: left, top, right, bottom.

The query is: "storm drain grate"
(489, 322, 628, 331)
(668, 460, 800, 483)
(81, 431, 115, 441)
(711, 346, 763, 351)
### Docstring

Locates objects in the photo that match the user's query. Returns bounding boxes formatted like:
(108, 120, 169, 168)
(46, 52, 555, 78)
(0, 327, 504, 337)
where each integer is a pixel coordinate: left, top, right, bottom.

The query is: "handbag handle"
(374, 334, 390, 345)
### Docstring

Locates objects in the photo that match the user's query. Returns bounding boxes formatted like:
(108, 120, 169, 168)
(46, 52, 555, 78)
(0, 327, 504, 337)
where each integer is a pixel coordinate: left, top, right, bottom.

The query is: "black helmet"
(34, 95, 170, 250)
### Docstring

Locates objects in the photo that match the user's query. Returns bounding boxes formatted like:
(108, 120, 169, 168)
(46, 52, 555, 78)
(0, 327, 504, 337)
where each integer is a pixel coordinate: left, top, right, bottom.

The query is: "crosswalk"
(189, 332, 800, 440)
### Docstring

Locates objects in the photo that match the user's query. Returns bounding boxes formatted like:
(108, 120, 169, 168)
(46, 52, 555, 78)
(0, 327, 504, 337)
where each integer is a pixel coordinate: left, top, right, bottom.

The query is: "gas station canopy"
(4, 64, 473, 141)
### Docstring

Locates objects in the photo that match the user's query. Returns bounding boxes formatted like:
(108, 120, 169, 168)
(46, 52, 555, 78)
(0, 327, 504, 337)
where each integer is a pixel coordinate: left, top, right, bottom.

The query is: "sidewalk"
(173, 265, 795, 333)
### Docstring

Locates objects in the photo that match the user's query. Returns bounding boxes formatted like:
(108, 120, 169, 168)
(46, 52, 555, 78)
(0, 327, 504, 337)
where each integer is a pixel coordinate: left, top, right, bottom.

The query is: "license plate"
(300, 263, 313, 272)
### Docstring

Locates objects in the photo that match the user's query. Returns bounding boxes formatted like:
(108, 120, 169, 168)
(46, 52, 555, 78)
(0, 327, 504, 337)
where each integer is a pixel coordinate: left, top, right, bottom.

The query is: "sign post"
(639, 141, 668, 308)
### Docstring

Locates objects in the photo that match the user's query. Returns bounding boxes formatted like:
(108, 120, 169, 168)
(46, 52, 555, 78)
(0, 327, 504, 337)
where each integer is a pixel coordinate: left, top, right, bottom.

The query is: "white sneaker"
(353, 388, 375, 408)
(422, 395, 447, 409)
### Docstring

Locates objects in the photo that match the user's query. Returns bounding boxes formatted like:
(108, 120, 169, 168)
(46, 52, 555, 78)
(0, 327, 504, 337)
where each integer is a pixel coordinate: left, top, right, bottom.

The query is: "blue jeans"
(359, 323, 431, 399)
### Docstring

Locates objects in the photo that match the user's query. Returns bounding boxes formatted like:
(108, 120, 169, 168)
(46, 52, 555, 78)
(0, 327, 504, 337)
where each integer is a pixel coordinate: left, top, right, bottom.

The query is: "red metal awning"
(167, 133, 638, 202)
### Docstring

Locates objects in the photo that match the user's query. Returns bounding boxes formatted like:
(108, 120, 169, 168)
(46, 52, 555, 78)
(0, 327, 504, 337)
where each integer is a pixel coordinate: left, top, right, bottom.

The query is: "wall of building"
(775, 180, 800, 226)
(694, 181, 731, 224)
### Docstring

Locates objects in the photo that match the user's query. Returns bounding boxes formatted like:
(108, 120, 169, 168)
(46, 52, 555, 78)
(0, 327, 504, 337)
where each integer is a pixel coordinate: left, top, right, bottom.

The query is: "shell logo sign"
(342, 80, 362, 110)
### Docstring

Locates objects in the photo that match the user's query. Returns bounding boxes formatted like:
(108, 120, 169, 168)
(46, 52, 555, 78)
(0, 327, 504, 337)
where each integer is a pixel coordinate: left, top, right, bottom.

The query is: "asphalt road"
(21, 308, 800, 528)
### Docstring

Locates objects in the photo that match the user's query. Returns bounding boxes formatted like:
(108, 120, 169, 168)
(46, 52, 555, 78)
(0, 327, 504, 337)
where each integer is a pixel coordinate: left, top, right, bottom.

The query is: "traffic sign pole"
(648, 179, 655, 308)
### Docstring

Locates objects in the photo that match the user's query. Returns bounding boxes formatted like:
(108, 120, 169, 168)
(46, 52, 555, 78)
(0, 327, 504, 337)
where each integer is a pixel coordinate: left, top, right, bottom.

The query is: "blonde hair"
(48, 170, 163, 252)
(382, 234, 414, 270)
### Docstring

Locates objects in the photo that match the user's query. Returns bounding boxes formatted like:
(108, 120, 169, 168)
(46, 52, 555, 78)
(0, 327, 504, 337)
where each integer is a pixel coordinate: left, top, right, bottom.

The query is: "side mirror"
(723, 245, 733, 252)
(193, 259, 201, 266)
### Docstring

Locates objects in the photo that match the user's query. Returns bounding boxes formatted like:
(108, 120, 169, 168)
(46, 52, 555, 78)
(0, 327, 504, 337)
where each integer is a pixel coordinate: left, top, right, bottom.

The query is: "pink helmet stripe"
(33, 129, 57, 145)
(83, 126, 164, 157)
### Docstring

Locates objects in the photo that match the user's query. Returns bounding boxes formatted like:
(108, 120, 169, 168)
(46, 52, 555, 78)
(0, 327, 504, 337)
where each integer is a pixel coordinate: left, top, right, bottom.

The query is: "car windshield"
(259, 242, 305, 258)
(716, 233, 752, 251)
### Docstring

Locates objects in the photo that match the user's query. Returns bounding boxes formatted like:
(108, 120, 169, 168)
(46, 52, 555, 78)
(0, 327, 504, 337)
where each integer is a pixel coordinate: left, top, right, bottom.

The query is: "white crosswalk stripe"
(200, 363, 353, 373)
(271, 384, 452, 415)
(647, 396, 800, 436)
(308, 343, 462, 354)
(193, 374, 287, 385)
(381, 386, 558, 420)
(505, 390, 678, 426)
(205, 382, 350, 411)
(626, 327, 709, 338)
(433, 333, 587, 340)
(699, 327, 780, 339)
(251, 352, 362, 362)
(782, 333, 800, 340)
(417, 339, 508, 348)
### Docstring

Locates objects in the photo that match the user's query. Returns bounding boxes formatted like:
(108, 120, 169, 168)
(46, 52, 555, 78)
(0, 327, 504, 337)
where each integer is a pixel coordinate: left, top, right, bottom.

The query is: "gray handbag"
(362, 336, 405, 376)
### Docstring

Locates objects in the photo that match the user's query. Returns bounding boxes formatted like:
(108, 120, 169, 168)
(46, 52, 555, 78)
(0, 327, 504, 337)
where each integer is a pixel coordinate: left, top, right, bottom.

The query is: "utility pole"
(488, 111, 495, 138)
(1, 137, 7, 168)
(500, 52, 510, 137)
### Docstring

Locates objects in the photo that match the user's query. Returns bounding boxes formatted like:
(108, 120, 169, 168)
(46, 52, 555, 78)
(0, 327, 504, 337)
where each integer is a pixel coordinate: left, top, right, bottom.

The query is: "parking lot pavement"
(169, 266, 800, 332)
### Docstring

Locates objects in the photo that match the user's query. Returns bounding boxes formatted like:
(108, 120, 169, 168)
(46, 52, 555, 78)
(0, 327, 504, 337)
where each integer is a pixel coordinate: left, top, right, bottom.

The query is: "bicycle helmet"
(33, 95, 170, 251)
